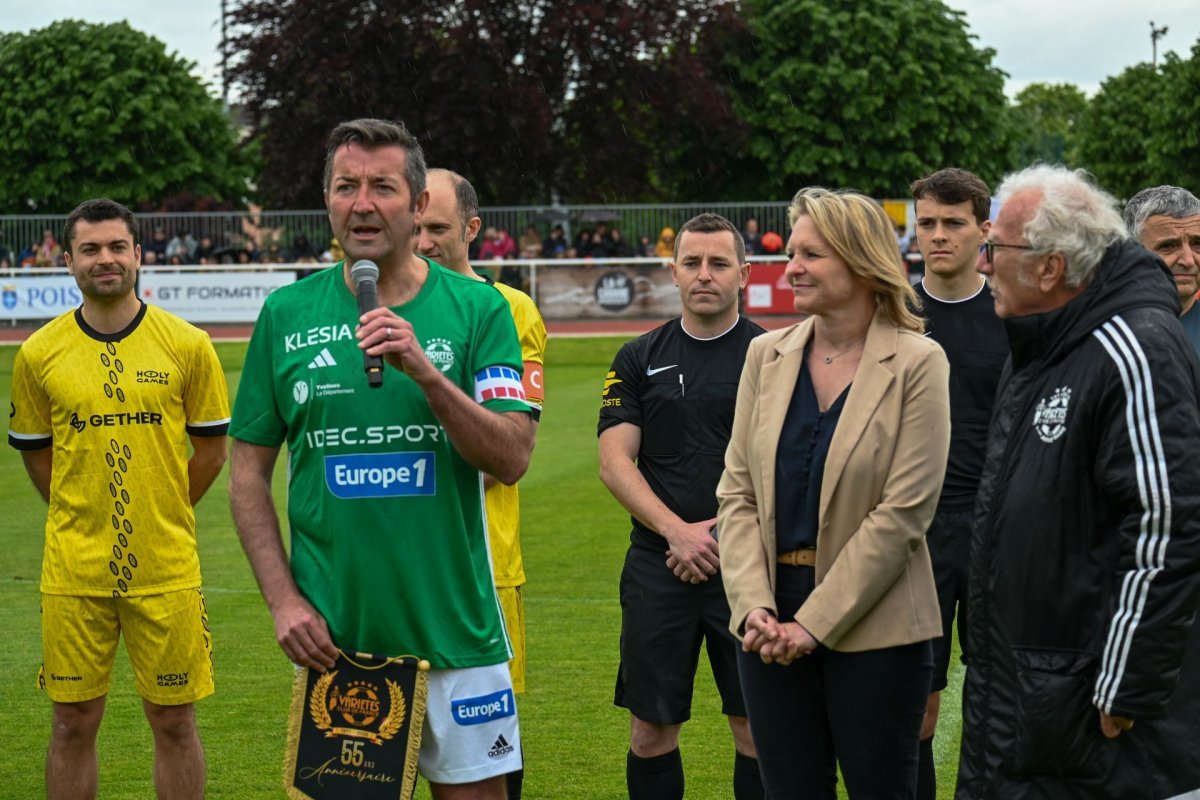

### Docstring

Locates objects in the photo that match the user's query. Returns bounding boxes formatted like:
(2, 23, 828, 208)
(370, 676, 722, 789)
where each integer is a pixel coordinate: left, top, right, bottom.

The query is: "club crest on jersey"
(293, 380, 310, 405)
(424, 338, 455, 373)
(1033, 386, 1071, 443)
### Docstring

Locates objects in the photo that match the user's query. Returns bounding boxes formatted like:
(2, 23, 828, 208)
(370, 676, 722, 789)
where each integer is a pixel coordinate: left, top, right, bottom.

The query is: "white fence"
(2, 258, 788, 326)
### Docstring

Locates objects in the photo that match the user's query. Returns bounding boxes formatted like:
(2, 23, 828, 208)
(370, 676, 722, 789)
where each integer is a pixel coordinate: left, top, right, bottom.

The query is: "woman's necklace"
(816, 336, 866, 364)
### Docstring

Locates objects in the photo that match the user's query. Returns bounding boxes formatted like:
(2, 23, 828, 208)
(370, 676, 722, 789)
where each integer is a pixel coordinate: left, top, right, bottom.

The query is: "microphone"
(351, 259, 384, 388)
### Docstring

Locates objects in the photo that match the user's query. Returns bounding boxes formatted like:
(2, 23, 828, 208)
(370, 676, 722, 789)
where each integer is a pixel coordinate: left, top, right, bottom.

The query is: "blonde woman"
(718, 188, 951, 798)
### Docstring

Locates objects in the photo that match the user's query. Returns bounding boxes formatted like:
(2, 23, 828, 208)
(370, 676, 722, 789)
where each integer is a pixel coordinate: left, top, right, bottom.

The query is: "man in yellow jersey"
(415, 168, 546, 799)
(8, 199, 230, 800)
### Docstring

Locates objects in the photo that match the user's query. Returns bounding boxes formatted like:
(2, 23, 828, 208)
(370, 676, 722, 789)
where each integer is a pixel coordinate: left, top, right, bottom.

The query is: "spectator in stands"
(574, 228, 597, 258)
(194, 236, 216, 263)
(143, 249, 160, 266)
(480, 227, 517, 260)
(543, 225, 568, 258)
(638, 233, 656, 257)
(240, 238, 260, 263)
(147, 226, 169, 261)
(35, 230, 63, 268)
(264, 242, 284, 264)
(288, 233, 318, 262)
(654, 227, 676, 258)
(519, 225, 544, 259)
(321, 237, 344, 263)
(608, 227, 635, 258)
(593, 222, 615, 257)
(19, 241, 38, 268)
(166, 228, 197, 262)
(0, 253, 13, 271)
(903, 236, 925, 282)
(743, 218, 763, 256)
(167, 253, 185, 267)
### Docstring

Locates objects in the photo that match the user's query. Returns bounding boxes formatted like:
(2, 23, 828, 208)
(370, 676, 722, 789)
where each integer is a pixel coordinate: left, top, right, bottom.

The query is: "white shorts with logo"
(419, 661, 522, 784)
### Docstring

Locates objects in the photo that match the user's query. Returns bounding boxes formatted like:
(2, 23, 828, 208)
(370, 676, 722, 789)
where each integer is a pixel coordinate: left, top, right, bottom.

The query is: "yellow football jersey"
(8, 303, 230, 597)
(487, 283, 547, 587)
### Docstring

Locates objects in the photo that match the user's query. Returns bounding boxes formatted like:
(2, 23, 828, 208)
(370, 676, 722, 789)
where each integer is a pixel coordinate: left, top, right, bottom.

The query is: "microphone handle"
(357, 281, 384, 388)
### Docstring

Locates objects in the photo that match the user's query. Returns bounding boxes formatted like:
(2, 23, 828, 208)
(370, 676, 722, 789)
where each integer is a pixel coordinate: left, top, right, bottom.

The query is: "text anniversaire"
(284, 324, 354, 353)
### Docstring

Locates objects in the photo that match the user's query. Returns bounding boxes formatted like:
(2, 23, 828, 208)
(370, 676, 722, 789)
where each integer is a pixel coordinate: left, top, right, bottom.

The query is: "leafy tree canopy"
(1075, 62, 1167, 200)
(724, 0, 1016, 199)
(1011, 82, 1088, 167)
(0, 20, 251, 214)
(227, 0, 746, 206)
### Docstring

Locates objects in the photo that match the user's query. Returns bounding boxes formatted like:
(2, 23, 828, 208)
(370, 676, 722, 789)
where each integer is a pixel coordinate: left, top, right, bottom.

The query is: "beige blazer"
(718, 310, 950, 652)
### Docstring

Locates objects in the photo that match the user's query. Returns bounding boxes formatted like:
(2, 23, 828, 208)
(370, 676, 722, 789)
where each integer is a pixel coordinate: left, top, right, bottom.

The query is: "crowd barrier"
(1, 257, 792, 326)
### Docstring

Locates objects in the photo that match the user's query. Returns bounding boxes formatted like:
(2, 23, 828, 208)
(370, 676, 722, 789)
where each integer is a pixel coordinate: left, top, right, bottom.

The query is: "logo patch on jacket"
(1033, 386, 1071, 443)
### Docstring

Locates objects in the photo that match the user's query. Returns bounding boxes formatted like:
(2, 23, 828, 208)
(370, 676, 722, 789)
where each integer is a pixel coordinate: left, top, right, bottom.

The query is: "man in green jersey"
(229, 119, 535, 799)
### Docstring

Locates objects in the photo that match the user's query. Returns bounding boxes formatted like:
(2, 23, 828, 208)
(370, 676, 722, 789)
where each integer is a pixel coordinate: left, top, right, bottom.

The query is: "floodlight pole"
(1150, 21, 1168, 69)
(221, 0, 229, 112)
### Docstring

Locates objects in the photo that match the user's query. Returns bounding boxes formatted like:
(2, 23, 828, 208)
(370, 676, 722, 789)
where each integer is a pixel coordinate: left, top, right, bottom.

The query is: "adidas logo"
(308, 348, 337, 369)
(487, 734, 514, 758)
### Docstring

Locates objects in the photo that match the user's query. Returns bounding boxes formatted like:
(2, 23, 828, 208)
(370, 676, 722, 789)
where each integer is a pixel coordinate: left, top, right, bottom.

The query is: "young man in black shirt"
(598, 213, 765, 800)
(910, 168, 1009, 799)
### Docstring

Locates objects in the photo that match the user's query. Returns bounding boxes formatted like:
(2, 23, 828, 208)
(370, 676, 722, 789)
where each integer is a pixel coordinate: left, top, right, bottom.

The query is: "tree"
(1075, 62, 1167, 200)
(1154, 42, 1200, 193)
(724, 0, 1016, 199)
(0, 20, 250, 214)
(1011, 82, 1088, 167)
(226, 0, 748, 206)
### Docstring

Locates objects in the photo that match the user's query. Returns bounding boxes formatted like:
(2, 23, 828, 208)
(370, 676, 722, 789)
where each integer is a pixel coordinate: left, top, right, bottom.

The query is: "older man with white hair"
(959, 166, 1200, 799)
(1123, 185, 1200, 356)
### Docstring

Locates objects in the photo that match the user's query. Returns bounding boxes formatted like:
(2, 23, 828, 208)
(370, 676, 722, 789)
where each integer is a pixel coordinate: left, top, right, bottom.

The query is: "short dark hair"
(323, 118, 427, 209)
(63, 199, 138, 254)
(427, 168, 479, 231)
(673, 212, 746, 264)
(910, 168, 991, 224)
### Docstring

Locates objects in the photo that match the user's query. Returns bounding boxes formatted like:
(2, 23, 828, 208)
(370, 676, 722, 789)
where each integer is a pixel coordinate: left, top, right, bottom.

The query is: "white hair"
(996, 165, 1127, 287)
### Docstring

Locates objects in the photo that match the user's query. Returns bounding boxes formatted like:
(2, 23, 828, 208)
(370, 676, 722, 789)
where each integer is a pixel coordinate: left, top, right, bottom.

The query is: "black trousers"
(738, 565, 933, 799)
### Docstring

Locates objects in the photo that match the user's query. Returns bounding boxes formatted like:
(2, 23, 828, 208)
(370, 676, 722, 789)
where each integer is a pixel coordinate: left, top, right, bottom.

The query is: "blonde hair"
(788, 187, 923, 332)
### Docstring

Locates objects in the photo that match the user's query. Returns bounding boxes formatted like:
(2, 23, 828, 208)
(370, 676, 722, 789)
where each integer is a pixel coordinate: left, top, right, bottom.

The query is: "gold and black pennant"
(285, 651, 430, 800)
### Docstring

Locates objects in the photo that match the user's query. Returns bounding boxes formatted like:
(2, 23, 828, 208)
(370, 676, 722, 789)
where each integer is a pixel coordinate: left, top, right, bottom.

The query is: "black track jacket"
(957, 240, 1200, 799)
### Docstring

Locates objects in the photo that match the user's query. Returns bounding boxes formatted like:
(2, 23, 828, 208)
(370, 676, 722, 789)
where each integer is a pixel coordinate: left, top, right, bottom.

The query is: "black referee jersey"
(914, 279, 1008, 511)
(598, 316, 765, 549)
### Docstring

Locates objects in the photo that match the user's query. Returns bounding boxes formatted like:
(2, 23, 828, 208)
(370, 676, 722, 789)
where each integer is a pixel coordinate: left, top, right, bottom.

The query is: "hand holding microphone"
(351, 260, 385, 388)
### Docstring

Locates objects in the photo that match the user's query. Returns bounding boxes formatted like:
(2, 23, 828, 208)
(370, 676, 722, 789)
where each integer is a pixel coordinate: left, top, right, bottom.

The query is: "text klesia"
(285, 324, 354, 353)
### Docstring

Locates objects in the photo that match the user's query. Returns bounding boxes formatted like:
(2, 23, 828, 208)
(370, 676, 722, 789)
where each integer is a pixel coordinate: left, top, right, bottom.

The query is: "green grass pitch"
(0, 336, 963, 798)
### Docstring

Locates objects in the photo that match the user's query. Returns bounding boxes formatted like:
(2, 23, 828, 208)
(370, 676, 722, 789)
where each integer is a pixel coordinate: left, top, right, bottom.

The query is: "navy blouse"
(775, 352, 850, 552)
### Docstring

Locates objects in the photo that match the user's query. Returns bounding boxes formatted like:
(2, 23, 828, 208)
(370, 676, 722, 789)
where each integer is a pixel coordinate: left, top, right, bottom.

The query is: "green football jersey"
(231, 261, 529, 668)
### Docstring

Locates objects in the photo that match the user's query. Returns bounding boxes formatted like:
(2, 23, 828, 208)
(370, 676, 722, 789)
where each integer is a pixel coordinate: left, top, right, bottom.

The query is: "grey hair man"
(1123, 185, 1200, 355)
(961, 165, 1200, 799)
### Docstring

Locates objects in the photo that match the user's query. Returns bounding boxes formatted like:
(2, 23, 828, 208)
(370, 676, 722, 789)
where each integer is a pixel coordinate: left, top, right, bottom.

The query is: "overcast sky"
(6, 0, 1200, 98)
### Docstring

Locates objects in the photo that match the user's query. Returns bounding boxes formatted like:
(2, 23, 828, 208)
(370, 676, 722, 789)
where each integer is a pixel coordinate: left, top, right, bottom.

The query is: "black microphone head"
(351, 259, 380, 287)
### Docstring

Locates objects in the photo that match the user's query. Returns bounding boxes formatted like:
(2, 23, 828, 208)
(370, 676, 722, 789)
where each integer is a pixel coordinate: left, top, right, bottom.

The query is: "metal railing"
(0, 202, 800, 264)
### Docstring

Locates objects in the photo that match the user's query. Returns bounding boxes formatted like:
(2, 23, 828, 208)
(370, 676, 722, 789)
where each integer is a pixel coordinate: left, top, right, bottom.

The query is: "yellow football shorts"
(498, 585, 525, 694)
(39, 589, 214, 705)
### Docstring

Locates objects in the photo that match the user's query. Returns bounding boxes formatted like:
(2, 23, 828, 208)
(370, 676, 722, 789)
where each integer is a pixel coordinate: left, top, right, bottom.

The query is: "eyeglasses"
(980, 241, 1037, 264)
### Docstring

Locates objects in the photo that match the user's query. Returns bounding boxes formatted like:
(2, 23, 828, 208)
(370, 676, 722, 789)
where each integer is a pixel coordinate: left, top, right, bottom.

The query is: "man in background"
(1123, 185, 1200, 356)
(909, 168, 1008, 799)
(416, 166, 547, 800)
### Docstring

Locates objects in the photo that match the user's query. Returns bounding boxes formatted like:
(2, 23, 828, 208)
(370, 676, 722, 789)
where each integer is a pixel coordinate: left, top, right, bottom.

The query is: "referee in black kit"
(598, 213, 765, 800)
